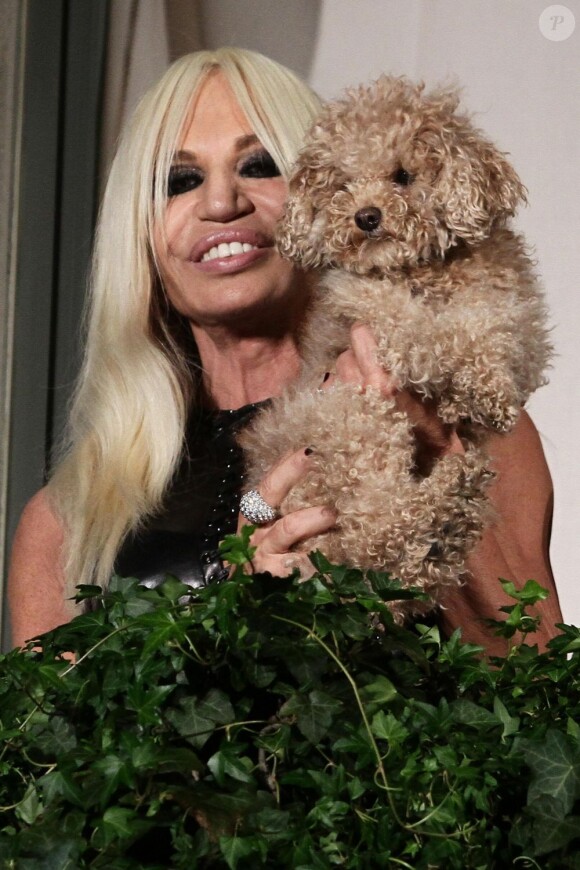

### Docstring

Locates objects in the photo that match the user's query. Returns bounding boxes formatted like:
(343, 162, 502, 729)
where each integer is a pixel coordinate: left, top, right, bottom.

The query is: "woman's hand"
(329, 324, 465, 472)
(235, 448, 336, 578)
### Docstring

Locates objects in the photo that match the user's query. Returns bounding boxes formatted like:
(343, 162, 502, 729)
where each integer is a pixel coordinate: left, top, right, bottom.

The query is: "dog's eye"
(393, 167, 415, 186)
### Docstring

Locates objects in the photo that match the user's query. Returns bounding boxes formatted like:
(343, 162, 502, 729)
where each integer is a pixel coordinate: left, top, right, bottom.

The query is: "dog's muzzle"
(354, 206, 382, 232)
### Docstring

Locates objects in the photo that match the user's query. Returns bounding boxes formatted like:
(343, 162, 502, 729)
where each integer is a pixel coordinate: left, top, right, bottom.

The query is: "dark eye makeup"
(166, 149, 281, 198)
(239, 150, 281, 178)
(167, 165, 203, 197)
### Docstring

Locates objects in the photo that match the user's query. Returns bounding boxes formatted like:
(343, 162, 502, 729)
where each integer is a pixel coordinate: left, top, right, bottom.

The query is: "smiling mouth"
(201, 242, 260, 263)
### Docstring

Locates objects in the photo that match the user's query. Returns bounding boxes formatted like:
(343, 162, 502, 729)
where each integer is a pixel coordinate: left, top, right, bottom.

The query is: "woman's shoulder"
(8, 487, 71, 647)
(10, 487, 64, 552)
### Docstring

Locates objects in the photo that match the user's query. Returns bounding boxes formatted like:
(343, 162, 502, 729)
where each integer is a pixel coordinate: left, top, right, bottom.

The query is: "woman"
(8, 48, 561, 654)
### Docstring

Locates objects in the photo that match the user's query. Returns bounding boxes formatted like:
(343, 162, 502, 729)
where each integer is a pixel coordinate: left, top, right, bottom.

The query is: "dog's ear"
(276, 160, 330, 268)
(437, 128, 528, 244)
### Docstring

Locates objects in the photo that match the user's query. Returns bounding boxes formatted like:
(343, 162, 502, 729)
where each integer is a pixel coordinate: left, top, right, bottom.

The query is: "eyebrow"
(172, 133, 261, 164)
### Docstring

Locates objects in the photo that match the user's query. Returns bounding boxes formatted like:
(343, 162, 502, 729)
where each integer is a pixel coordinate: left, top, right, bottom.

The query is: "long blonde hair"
(48, 48, 321, 606)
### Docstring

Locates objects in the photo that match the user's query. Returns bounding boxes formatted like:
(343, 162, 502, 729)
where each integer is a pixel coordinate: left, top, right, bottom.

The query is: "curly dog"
(241, 76, 551, 618)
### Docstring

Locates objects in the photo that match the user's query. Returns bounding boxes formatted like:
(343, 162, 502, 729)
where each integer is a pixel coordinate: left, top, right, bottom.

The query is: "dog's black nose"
(354, 206, 382, 232)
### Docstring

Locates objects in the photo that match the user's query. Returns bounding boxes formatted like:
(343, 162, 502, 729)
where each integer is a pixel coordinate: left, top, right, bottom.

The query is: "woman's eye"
(167, 166, 203, 197)
(392, 167, 415, 186)
(240, 151, 281, 179)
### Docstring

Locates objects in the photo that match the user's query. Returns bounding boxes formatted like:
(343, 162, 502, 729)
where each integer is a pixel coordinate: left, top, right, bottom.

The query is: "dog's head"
(277, 76, 527, 273)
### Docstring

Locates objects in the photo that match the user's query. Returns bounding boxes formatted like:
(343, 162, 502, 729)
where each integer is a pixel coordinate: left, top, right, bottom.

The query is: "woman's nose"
(198, 171, 253, 222)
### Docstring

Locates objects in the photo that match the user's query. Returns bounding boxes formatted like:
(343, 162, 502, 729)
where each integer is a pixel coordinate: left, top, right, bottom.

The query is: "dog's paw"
(439, 370, 522, 432)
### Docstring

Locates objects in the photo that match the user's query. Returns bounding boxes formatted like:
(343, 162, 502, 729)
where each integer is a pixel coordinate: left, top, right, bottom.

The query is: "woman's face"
(155, 72, 307, 332)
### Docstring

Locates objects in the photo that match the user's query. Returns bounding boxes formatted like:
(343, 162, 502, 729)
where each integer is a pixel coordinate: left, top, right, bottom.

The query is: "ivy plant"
(0, 529, 579, 868)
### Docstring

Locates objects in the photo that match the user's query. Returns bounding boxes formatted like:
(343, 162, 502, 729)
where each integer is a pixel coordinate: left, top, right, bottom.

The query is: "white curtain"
(100, 0, 204, 183)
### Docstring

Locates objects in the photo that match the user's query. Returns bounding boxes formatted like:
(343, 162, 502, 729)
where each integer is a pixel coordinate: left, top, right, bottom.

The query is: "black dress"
(114, 402, 265, 589)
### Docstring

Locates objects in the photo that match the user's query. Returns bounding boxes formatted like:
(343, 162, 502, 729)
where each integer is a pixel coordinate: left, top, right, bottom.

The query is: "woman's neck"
(191, 325, 303, 410)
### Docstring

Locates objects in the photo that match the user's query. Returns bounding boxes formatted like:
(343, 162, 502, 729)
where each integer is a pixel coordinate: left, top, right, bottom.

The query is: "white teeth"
(201, 241, 258, 262)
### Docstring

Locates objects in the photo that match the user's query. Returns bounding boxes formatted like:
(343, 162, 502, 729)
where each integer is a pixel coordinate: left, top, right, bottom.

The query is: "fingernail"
(322, 372, 331, 383)
(304, 447, 314, 456)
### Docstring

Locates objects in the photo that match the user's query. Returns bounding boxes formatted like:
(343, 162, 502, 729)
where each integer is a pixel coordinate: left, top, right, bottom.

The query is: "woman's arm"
(8, 488, 73, 647)
(438, 410, 562, 654)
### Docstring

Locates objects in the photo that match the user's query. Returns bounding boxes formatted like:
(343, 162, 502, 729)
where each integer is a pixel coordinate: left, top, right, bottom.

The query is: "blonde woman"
(8, 48, 561, 654)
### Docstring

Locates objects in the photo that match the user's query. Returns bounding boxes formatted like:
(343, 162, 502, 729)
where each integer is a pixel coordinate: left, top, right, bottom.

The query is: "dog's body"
(300, 228, 548, 431)
(240, 76, 551, 617)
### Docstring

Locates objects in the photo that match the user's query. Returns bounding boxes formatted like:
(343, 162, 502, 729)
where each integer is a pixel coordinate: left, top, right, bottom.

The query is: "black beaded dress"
(114, 402, 265, 589)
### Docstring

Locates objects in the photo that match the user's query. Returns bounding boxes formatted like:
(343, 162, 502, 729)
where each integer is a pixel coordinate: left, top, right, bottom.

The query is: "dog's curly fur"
(240, 76, 552, 618)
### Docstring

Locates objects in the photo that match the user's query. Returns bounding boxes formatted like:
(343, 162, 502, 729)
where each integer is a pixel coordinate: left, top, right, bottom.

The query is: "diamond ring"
(239, 489, 279, 525)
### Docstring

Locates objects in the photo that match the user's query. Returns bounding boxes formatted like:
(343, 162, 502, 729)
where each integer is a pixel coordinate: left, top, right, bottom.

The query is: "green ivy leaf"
(220, 524, 257, 565)
(207, 745, 254, 786)
(523, 729, 580, 813)
(334, 608, 373, 640)
(39, 769, 85, 808)
(360, 675, 399, 706)
(93, 806, 150, 849)
(219, 834, 261, 869)
(500, 578, 550, 605)
(166, 688, 235, 749)
(450, 699, 500, 729)
(568, 718, 580, 742)
(284, 643, 329, 685)
(36, 664, 66, 690)
(14, 783, 43, 825)
(143, 746, 203, 775)
(9, 833, 81, 869)
(34, 715, 77, 756)
(493, 696, 520, 739)
(525, 795, 580, 856)
(304, 577, 335, 605)
(307, 796, 350, 828)
(253, 807, 292, 834)
(281, 690, 343, 744)
(371, 710, 408, 745)
(92, 754, 133, 806)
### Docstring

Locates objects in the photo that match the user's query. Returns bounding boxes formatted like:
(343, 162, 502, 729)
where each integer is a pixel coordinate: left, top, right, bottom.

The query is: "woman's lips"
(189, 229, 274, 273)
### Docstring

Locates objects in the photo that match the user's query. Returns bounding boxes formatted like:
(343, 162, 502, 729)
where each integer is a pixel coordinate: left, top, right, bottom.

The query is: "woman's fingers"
(331, 324, 398, 397)
(258, 447, 313, 511)
(256, 505, 336, 557)
(234, 447, 337, 579)
(249, 505, 336, 579)
(349, 323, 398, 396)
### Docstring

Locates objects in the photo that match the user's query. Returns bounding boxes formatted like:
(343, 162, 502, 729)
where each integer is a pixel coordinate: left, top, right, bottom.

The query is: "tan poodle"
(240, 76, 551, 618)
